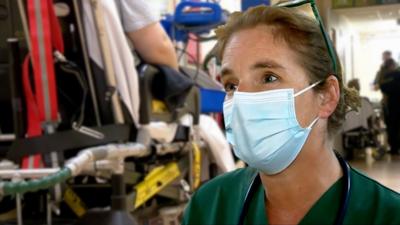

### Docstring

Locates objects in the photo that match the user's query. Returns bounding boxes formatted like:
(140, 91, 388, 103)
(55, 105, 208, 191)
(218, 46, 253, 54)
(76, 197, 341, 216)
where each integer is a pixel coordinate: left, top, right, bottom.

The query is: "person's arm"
(127, 22, 179, 70)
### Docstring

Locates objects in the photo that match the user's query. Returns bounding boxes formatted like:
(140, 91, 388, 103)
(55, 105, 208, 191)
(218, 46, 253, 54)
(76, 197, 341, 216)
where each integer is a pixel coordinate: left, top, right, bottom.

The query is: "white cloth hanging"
(83, 0, 156, 126)
(198, 115, 236, 172)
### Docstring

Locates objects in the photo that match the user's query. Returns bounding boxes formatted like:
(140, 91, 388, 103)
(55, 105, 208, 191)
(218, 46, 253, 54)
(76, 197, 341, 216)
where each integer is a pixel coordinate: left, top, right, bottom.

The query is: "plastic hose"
(1, 168, 71, 196)
(0, 143, 148, 197)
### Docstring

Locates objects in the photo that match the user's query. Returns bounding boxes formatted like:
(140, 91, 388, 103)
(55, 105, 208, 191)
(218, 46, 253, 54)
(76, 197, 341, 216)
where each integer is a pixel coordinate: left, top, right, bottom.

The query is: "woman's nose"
(237, 82, 249, 92)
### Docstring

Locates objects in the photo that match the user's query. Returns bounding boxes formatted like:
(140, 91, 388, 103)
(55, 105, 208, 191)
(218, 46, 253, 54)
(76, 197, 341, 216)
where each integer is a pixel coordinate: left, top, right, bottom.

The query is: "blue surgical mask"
(223, 82, 320, 175)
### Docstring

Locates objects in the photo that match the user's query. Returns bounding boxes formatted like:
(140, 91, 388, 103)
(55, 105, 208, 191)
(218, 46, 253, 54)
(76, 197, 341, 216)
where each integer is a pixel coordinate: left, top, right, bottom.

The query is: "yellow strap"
(152, 100, 168, 113)
(134, 162, 181, 209)
(64, 186, 87, 217)
(192, 142, 202, 190)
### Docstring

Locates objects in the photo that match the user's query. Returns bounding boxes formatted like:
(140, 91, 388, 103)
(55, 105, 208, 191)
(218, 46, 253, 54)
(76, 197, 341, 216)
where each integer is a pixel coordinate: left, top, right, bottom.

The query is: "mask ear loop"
(293, 81, 322, 129)
(307, 117, 319, 129)
(294, 80, 322, 97)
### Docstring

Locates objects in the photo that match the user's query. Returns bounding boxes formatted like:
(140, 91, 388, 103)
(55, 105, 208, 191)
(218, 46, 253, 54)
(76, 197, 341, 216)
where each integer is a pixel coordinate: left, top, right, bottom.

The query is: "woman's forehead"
(221, 27, 296, 70)
(225, 26, 280, 46)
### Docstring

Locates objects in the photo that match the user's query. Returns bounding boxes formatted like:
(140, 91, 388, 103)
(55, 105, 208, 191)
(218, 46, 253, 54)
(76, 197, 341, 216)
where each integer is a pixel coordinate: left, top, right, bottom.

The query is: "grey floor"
(350, 149, 400, 193)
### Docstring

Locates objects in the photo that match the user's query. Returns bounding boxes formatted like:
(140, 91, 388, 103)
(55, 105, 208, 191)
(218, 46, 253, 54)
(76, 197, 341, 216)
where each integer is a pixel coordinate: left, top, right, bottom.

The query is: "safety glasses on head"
(275, 0, 338, 75)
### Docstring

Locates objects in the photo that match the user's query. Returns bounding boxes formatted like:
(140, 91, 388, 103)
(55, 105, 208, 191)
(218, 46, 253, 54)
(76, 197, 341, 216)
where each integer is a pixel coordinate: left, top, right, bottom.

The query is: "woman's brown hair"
(215, 6, 360, 135)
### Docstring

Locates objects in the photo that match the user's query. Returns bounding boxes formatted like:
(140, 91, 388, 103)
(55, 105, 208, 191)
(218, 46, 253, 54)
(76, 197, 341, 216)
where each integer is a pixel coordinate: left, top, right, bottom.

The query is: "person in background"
(380, 62, 400, 155)
(374, 51, 397, 90)
(82, 0, 180, 126)
(373, 51, 399, 154)
(116, 0, 179, 70)
(374, 52, 398, 91)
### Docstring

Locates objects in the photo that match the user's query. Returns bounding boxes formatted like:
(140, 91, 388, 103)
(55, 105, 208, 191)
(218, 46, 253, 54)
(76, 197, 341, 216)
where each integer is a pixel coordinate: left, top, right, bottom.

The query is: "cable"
(190, 35, 217, 42)
(178, 41, 189, 63)
(59, 61, 89, 127)
(175, 46, 200, 82)
(202, 39, 223, 76)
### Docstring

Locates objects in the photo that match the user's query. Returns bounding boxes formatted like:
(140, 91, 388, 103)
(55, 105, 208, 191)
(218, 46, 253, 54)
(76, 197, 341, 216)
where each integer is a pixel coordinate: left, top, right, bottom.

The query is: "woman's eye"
(263, 74, 278, 83)
(224, 83, 238, 93)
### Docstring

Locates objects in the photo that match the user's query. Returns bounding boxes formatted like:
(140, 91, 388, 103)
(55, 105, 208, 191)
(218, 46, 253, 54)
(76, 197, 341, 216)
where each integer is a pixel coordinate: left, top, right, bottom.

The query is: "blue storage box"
(175, 1, 223, 26)
(242, 0, 271, 11)
(161, 14, 188, 42)
(200, 88, 226, 113)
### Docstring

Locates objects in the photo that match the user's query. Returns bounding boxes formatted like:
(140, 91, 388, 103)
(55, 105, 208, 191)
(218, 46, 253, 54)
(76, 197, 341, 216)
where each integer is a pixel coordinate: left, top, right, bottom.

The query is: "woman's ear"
(318, 75, 340, 119)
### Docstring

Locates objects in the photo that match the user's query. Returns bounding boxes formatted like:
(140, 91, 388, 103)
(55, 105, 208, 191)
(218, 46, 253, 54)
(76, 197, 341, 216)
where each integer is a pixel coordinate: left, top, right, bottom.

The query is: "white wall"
(219, 0, 241, 12)
(329, 12, 358, 84)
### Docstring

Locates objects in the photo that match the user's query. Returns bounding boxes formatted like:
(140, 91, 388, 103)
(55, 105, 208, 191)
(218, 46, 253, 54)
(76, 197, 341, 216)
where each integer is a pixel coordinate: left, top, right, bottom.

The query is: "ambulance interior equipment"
(0, 0, 235, 224)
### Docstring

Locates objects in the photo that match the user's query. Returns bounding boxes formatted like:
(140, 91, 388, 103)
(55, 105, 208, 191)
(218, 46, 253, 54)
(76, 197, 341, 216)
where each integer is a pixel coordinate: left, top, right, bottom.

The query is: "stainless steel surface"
(0, 134, 16, 141)
(16, 0, 31, 52)
(16, 193, 23, 225)
(0, 168, 60, 179)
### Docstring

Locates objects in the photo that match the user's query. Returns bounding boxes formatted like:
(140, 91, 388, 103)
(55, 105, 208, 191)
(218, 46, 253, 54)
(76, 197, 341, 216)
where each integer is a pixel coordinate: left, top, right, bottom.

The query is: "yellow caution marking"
(134, 162, 181, 209)
(64, 186, 87, 217)
(192, 142, 202, 190)
(152, 100, 168, 113)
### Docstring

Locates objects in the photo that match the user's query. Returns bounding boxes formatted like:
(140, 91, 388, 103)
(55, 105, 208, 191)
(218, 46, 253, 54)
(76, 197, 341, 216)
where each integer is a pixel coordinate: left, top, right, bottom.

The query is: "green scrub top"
(182, 167, 400, 224)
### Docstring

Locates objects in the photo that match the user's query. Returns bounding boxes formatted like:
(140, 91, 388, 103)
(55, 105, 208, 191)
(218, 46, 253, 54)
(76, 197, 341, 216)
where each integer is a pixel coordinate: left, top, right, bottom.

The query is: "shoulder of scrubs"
(114, 0, 159, 32)
(346, 168, 400, 224)
(182, 167, 258, 225)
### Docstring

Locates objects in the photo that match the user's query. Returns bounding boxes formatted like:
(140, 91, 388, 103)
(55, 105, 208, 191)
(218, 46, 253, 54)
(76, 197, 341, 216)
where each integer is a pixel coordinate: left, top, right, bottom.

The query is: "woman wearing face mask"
(182, 5, 400, 225)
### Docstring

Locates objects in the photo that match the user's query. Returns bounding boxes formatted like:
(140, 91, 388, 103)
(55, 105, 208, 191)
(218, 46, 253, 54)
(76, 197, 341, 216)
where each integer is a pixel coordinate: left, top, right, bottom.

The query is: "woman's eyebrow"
(220, 59, 284, 78)
(220, 67, 234, 78)
(250, 59, 284, 70)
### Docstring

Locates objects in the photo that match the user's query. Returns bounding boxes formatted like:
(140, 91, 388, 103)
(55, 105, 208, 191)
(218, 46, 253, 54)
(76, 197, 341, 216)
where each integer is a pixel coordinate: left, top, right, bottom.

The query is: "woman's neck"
(260, 138, 343, 224)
